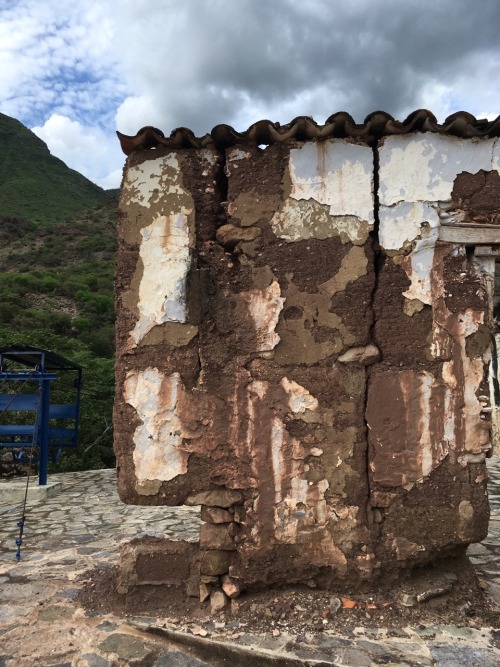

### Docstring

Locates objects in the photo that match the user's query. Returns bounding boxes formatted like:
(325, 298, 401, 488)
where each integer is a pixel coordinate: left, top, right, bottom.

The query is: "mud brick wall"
(115, 131, 500, 591)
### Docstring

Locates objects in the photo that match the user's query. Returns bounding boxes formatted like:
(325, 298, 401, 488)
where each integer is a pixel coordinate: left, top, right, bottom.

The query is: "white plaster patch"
(400, 226, 441, 305)
(241, 280, 285, 352)
(122, 154, 186, 209)
(288, 140, 374, 220)
(124, 368, 190, 483)
(379, 135, 500, 206)
(439, 309, 490, 454)
(379, 201, 439, 251)
(131, 212, 193, 345)
(270, 140, 373, 244)
(272, 203, 370, 244)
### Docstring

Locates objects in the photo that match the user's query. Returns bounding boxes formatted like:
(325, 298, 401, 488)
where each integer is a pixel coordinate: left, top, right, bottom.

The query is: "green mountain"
(0, 113, 119, 472)
(0, 113, 110, 226)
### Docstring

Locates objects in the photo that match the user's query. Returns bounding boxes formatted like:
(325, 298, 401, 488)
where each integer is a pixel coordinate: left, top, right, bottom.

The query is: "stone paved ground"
(0, 462, 499, 666)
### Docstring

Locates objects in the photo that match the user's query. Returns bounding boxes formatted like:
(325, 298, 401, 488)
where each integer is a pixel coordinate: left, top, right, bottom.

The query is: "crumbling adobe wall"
(114, 126, 500, 597)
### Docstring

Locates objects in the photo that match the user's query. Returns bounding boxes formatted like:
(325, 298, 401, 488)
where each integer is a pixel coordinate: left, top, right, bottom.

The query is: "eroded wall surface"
(115, 132, 499, 593)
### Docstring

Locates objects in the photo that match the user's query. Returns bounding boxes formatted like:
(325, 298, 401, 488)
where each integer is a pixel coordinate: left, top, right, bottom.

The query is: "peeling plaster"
(379, 135, 500, 206)
(379, 201, 439, 252)
(288, 140, 374, 220)
(240, 280, 285, 352)
(124, 368, 190, 484)
(131, 212, 193, 345)
(122, 154, 188, 210)
(397, 226, 440, 305)
(271, 140, 373, 244)
(281, 377, 319, 414)
(379, 135, 500, 308)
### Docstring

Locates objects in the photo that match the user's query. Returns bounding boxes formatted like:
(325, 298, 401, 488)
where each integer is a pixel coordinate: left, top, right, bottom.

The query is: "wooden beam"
(438, 224, 500, 244)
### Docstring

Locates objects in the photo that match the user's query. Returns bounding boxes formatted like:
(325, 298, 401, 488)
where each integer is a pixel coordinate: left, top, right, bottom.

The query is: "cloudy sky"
(1, 0, 499, 189)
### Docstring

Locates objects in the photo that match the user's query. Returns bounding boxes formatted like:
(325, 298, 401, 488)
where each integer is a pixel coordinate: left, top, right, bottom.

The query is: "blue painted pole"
(38, 378, 51, 486)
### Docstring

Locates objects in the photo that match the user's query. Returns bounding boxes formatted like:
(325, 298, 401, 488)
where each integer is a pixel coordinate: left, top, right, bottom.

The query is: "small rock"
(200, 550, 232, 576)
(337, 344, 380, 366)
(478, 578, 489, 591)
(186, 489, 242, 509)
(460, 601, 476, 617)
(199, 582, 211, 603)
(233, 506, 245, 523)
(216, 224, 261, 249)
(200, 523, 236, 550)
(401, 593, 417, 607)
(416, 584, 452, 603)
(329, 596, 342, 614)
(201, 506, 234, 524)
(190, 625, 209, 637)
(272, 628, 280, 637)
(210, 589, 228, 613)
(221, 574, 241, 599)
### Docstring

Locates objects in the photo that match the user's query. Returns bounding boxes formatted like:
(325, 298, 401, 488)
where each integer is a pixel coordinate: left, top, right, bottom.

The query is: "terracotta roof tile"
(117, 109, 500, 155)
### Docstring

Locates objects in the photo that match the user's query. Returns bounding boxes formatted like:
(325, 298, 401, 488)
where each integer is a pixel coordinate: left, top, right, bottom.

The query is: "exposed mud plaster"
(139, 322, 198, 348)
(276, 282, 354, 364)
(124, 368, 191, 485)
(228, 189, 282, 227)
(318, 245, 368, 295)
(271, 200, 371, 245)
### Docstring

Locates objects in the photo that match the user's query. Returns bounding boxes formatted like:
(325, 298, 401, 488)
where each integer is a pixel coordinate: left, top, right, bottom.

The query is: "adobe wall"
(114, 126, 500, 596)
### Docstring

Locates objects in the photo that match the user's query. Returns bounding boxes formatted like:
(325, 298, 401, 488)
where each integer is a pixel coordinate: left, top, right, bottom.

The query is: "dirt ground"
(77, 553, 500, 638)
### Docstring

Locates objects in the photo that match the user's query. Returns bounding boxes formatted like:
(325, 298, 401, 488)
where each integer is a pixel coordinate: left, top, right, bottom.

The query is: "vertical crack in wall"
(363, 143, 382, 524)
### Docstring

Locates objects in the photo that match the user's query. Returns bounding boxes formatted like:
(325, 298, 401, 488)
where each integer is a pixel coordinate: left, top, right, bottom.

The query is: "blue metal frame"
(0, 347, 82, 486)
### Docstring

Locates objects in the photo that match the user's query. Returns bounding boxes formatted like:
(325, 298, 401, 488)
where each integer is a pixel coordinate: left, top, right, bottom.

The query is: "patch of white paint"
(379, 201, 439, 251)
(131, 212, 193, 345)
(271, 416, 285, 504)
(400, 226, 440, 305)
(440, 309, 490, 454)
(379, 135, 500, 206)
(122, 154, 186, 209)
(241, 281, 285, 352)
(288, 140, 374, 220)
(270, 140, 373, 244)
(418, 373, 433, 478)
(124, 368, 190, 482)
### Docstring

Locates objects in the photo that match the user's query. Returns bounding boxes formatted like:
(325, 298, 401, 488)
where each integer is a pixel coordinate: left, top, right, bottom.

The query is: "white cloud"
(32, 114, 124, 189)
(1, 0, 500, 187)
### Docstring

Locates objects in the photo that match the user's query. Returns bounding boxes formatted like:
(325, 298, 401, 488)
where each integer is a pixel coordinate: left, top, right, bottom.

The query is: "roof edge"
(116, 109, 500, 155)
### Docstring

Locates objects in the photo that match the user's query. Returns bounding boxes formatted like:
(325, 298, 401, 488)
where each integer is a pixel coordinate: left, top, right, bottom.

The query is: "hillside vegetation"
(0, 114, 119, 471)
(0, 113, 111, 225)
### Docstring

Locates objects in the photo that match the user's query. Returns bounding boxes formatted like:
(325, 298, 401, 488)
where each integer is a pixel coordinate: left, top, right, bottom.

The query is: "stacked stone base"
(118, 489, 245, 611)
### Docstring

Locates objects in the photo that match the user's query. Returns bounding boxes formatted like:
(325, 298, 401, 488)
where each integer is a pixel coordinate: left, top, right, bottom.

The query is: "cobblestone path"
(0, 462, 499, 666)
